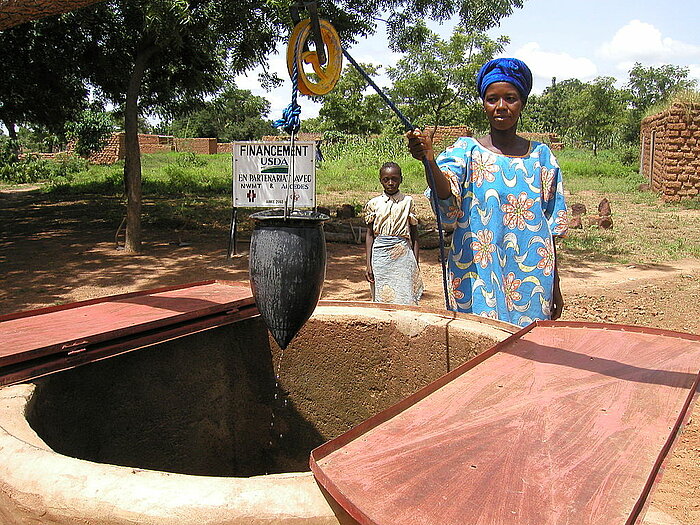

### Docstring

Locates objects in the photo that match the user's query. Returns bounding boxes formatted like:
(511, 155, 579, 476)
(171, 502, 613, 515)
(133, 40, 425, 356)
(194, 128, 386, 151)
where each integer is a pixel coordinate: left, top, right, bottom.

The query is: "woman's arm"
(365, 227, 375, 282)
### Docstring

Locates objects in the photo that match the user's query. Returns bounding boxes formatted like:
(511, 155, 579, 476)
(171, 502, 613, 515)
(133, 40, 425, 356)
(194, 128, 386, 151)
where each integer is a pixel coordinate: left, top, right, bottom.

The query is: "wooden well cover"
(0, 280, 256, 386)
(311, 321, 700, 525)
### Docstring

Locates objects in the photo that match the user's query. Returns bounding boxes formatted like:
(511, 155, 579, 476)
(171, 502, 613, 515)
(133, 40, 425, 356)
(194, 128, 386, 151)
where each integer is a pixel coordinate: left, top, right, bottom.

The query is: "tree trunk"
(122, 43, 157, 254)
(2, 120, 17, 140)
(2, 121, 19, 154)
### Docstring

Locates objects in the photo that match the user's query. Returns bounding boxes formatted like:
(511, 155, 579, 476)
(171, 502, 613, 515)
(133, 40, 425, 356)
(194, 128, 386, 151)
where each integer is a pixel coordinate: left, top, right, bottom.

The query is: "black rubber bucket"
(249, 209, 330, 349)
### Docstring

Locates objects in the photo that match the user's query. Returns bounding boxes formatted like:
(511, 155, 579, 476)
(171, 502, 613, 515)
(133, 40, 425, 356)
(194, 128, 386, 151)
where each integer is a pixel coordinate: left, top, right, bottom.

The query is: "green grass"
(5, 137, 700, 265)
(560, 228, 628, 262)
(45, 152, 233, 195)
(318, 135, 426, 193)
(644, 89, 700, 120)
(556, 148, 645, 194)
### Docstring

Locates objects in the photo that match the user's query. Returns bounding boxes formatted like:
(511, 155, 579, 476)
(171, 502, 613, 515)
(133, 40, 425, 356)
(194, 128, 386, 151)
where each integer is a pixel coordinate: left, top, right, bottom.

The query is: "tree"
(523, 78, 586, 137)
(387, 26, 508, 130)
(621, 63, 697, 144)
(170, 86, 275, 141)
(627, 62, 697, 113)
(67, 0, 287, 252)
(0, 14, 89, 148)
(66, 108, 115, 156)
(316, 64, 387, 134)
(570, 77, 626, 155)
(6, 0, 525, 253)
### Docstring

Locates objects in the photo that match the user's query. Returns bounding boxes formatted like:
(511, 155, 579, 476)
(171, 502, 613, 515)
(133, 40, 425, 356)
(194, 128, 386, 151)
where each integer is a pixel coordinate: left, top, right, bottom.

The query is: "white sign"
(232, 141, 316, 208)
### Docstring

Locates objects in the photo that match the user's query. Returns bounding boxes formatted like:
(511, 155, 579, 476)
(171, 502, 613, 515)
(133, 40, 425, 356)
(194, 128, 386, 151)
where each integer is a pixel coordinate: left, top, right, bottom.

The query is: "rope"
(273, 61, 301, 135)
(276, 34, 302, 220)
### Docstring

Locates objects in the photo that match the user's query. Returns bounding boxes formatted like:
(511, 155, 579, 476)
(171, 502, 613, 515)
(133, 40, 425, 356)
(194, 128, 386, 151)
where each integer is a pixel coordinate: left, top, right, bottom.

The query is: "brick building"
(640, 103, 700, 201)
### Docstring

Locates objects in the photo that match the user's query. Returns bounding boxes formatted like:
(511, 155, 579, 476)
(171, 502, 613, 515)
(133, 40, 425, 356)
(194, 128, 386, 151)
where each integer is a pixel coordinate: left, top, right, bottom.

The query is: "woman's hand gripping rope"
(406, 129, 451, 201)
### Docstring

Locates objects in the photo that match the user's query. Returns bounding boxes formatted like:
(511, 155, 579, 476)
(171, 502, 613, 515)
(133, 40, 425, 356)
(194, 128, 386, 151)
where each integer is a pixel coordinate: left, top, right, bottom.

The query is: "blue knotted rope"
(274, 47, 302, 134)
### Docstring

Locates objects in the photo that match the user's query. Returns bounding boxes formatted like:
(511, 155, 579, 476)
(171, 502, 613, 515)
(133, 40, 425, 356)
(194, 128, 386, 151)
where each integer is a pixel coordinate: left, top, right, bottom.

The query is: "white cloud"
(512, 42, 598, 92)
(687, 64, 700, 85)
(599, 20, 700, 69)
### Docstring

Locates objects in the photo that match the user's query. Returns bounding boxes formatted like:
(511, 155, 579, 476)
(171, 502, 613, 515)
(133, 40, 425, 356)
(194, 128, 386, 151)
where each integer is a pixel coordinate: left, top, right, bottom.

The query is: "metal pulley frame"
(286, 18, 342, 96)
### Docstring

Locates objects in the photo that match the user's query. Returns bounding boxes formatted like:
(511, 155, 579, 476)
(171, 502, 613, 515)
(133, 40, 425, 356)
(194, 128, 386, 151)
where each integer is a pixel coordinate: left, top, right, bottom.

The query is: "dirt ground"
(0, 187, 699, 524)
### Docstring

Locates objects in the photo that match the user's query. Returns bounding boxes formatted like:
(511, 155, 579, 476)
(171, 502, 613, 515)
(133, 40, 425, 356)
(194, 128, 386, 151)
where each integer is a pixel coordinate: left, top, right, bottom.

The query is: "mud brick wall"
(91, 133, 125, 164)
(174, 138, 217, 155)
(52, 133, 228, 164)
(641, 103, 700, 202)
(139, 134, 174, 154)
(426, 126, 472, 149)
(519, 132, 564, 150)
(64, 133, 125, 165)
(217, 142, 233, 154)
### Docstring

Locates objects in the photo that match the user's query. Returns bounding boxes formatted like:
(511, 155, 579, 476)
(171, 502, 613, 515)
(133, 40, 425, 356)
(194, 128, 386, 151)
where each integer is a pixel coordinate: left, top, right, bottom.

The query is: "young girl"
(364, 162, 423, 305)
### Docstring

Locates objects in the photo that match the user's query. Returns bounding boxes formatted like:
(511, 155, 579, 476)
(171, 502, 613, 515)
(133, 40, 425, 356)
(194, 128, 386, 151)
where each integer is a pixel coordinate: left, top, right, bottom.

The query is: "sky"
(235, 0, 700, 122)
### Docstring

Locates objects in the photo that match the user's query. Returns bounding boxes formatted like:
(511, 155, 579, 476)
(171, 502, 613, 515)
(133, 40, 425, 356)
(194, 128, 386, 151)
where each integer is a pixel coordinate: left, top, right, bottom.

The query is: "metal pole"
(227, 207, 238, 258)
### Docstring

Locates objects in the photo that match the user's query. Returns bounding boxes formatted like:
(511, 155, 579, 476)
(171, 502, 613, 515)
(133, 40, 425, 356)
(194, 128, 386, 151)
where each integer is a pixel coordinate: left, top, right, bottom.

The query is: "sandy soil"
(0, 188, 698, 524)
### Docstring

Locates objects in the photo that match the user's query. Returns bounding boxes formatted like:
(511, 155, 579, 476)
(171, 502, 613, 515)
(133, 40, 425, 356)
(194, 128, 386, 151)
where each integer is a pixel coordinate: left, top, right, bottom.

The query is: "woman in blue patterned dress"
(407, 58, 568, 326)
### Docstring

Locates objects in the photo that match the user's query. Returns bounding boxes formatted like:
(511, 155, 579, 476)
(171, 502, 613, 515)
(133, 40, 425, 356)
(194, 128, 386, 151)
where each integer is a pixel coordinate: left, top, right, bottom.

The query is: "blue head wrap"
(476, 58, 533, 103)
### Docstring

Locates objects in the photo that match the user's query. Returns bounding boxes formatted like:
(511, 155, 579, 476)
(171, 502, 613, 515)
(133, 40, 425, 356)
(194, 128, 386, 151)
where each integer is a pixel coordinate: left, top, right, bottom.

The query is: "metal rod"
(341, 48, 452, 310)
(341, 49, 414, 131)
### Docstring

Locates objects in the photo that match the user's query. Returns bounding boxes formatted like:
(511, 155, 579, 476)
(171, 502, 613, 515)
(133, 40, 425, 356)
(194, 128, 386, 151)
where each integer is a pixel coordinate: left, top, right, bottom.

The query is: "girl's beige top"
(364, 191, 418, 239)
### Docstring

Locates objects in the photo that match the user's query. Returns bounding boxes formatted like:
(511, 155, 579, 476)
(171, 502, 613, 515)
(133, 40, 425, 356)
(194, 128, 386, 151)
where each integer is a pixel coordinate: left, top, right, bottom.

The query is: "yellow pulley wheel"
(286, 18, 343, 96)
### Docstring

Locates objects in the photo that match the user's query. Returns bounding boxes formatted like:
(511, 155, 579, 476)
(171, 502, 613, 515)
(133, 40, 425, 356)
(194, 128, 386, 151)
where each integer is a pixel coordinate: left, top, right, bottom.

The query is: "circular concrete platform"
(0, 303, 513, 524)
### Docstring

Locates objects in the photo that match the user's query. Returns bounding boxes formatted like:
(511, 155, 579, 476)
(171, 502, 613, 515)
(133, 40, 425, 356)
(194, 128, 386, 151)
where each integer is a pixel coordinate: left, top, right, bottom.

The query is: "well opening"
(25, 305, 511, 478)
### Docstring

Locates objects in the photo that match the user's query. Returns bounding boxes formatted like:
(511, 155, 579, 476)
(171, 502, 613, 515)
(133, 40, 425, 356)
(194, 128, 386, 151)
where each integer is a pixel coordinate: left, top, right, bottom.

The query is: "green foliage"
(140, 152, 230, 195)
(569, 77, 628, 155)
(387, 26, 508, 130)
(300, 116, 327, 134)
(316, 64, 388, 135)
(612, 144, 640, 167)
(385, 0, 524, 50)
(318, 134, 422, 192)
(175, 151, 206, 168)
(556, 149, 644, 194)
(0, 14, 89, 139)
(644, 89, 700, 119)
(0, 145, 89, 184)
(522, 78, 585, 136)
(7, 140, 648, 199)
(66, 110, 114, 157)
(321, 130, 347, 144)
(627, 62, 697, 113)
(169, 86, 276, 141)
(162, 152, 216, 193)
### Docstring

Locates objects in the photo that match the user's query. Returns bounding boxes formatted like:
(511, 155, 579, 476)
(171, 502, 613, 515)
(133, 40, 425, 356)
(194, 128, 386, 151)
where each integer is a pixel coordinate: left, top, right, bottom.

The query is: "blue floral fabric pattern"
(433, 137, 568, 326)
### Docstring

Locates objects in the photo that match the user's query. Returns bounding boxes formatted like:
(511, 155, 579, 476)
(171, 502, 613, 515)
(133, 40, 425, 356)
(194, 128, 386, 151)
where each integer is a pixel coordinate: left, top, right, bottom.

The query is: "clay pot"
(249, 209, 329, 349)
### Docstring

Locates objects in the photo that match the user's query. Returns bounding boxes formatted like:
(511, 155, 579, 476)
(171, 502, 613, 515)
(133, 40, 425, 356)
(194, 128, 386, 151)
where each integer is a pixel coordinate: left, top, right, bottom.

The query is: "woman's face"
(482, 81, 524, 131)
